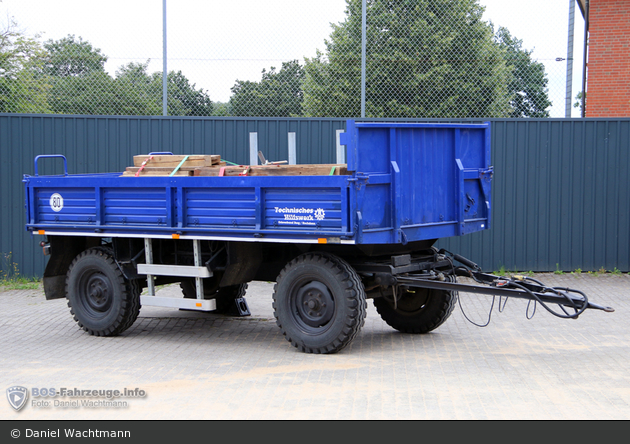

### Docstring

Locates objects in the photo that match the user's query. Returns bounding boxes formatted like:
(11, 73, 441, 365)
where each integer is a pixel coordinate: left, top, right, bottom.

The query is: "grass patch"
(494, 265, 507, 276)
(0, 276, 41, 291)
(0, 252, 41, 291)
(492, 267, 535, 278)
(1, 252, 42, 291)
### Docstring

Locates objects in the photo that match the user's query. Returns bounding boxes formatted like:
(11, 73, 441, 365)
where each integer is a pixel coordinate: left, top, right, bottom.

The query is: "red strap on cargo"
(135, 155, 154, 177)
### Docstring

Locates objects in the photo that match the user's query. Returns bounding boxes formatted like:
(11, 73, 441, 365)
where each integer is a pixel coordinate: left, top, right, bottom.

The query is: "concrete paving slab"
(1, 273, 628, 420)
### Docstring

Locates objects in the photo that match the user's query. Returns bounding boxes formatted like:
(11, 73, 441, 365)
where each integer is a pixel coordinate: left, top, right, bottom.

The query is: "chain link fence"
(0, 0, 584, 119)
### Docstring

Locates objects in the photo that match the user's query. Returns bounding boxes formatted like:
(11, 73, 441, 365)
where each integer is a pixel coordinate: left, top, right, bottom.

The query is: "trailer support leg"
(144, 238, 155, 296)
(193, 239, 204, 300)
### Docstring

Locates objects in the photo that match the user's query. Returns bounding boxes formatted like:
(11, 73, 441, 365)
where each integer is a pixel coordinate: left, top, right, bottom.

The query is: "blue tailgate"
(341, 120, 492, 244)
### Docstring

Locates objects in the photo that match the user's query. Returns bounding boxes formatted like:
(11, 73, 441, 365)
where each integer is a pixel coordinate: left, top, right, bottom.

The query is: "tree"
(153, 70, 214, 116)
(114, 61, 165, 115)
(494, 26, 551, 118)
(211, 101, 231, 116)
(1, 26, 212, 116)
(49, 70, 162, 116)
(302, 0, 513, 118)
(116, 61, 213, 116)
(43, 52, 214, 116)
(42, 35, 107, 77)
(230, 60, 305, 117)
(46, 58, 159, 116)
(44, 35, 118, 114)
(0, 17, 50, 113)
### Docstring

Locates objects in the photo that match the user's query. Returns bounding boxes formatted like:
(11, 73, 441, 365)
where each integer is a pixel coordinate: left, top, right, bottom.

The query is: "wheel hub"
(84, 274, 112, 312)
(295, 281, 335, 328)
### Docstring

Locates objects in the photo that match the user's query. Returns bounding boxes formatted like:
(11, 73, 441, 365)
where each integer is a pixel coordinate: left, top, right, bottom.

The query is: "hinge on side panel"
(481, 167, 493, 181)
(348, 173, 369, 190)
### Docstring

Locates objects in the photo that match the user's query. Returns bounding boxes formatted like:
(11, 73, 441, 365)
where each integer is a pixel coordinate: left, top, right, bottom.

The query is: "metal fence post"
(565, 0, 575, 117)
(162, 0, 168, 116)
(288, 132, 297, 165)
(361, 0, 366, 118)
(249, 132, 258, 166)
(336, 129, 345, 164)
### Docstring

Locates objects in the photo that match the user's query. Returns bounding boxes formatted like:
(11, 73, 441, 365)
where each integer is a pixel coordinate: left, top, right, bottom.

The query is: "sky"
(0, 0, 585, 117)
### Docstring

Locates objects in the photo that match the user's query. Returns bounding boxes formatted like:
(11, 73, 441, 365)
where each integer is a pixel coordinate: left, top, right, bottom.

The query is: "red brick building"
(579, 0, 630, 117)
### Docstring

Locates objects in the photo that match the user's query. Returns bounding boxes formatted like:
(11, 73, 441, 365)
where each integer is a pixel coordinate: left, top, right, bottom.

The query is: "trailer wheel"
(273, 252, 367, 354)
(180, 279, 248, 314)
(66, 247, 141, 336)
(373, 286, 456, 334)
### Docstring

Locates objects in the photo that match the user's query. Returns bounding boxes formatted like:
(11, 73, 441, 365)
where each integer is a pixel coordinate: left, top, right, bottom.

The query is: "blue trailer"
(23, 120, 612, 354)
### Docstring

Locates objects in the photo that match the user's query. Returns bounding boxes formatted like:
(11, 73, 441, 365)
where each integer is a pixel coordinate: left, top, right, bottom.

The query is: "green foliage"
(0, 17, 51, 113)
(49, 70, 161, 115)
(574, 91, 584, 112)
(211, 101, 231, 116)
(115, 62, 213, 116)
(43, 34, 128, 115)
(2, 24, 213, 117)
(1, 252, 41, 291)
(554, 263, 564, 275)
(571, 268, 582, 276)
(0, 276, 41, 291)
(112, 61, 162, 115)
(2, 6, 552, 119)
(303, 0, 513, 118)
(493, 26, 551, 117)
(493, 267, 535, 277)
(494, 265, 507, 276)
(230, 60, 305, 117)
(46, 56, 213, 116)
(42, 34, 107, 77)
(160, 70, 214, 116)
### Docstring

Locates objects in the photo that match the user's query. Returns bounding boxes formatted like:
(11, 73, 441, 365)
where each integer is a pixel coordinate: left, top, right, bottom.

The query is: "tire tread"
(66, 247, 140, 337)
(273, 252, 366, 354)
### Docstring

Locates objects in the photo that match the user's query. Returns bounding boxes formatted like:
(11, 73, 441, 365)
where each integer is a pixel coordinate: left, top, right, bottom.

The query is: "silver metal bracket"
(139, 238, 215, 311)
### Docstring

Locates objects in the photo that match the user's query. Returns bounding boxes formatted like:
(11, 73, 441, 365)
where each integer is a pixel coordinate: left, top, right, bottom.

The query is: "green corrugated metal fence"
(1, 114, 628, 277)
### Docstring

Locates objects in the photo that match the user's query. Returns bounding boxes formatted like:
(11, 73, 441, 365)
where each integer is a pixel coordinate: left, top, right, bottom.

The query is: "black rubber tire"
(180, 279, 248, 314)
(65, 247, 141, 336)
(273, 252, 367, 354)
(373, 287, 457, 334)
